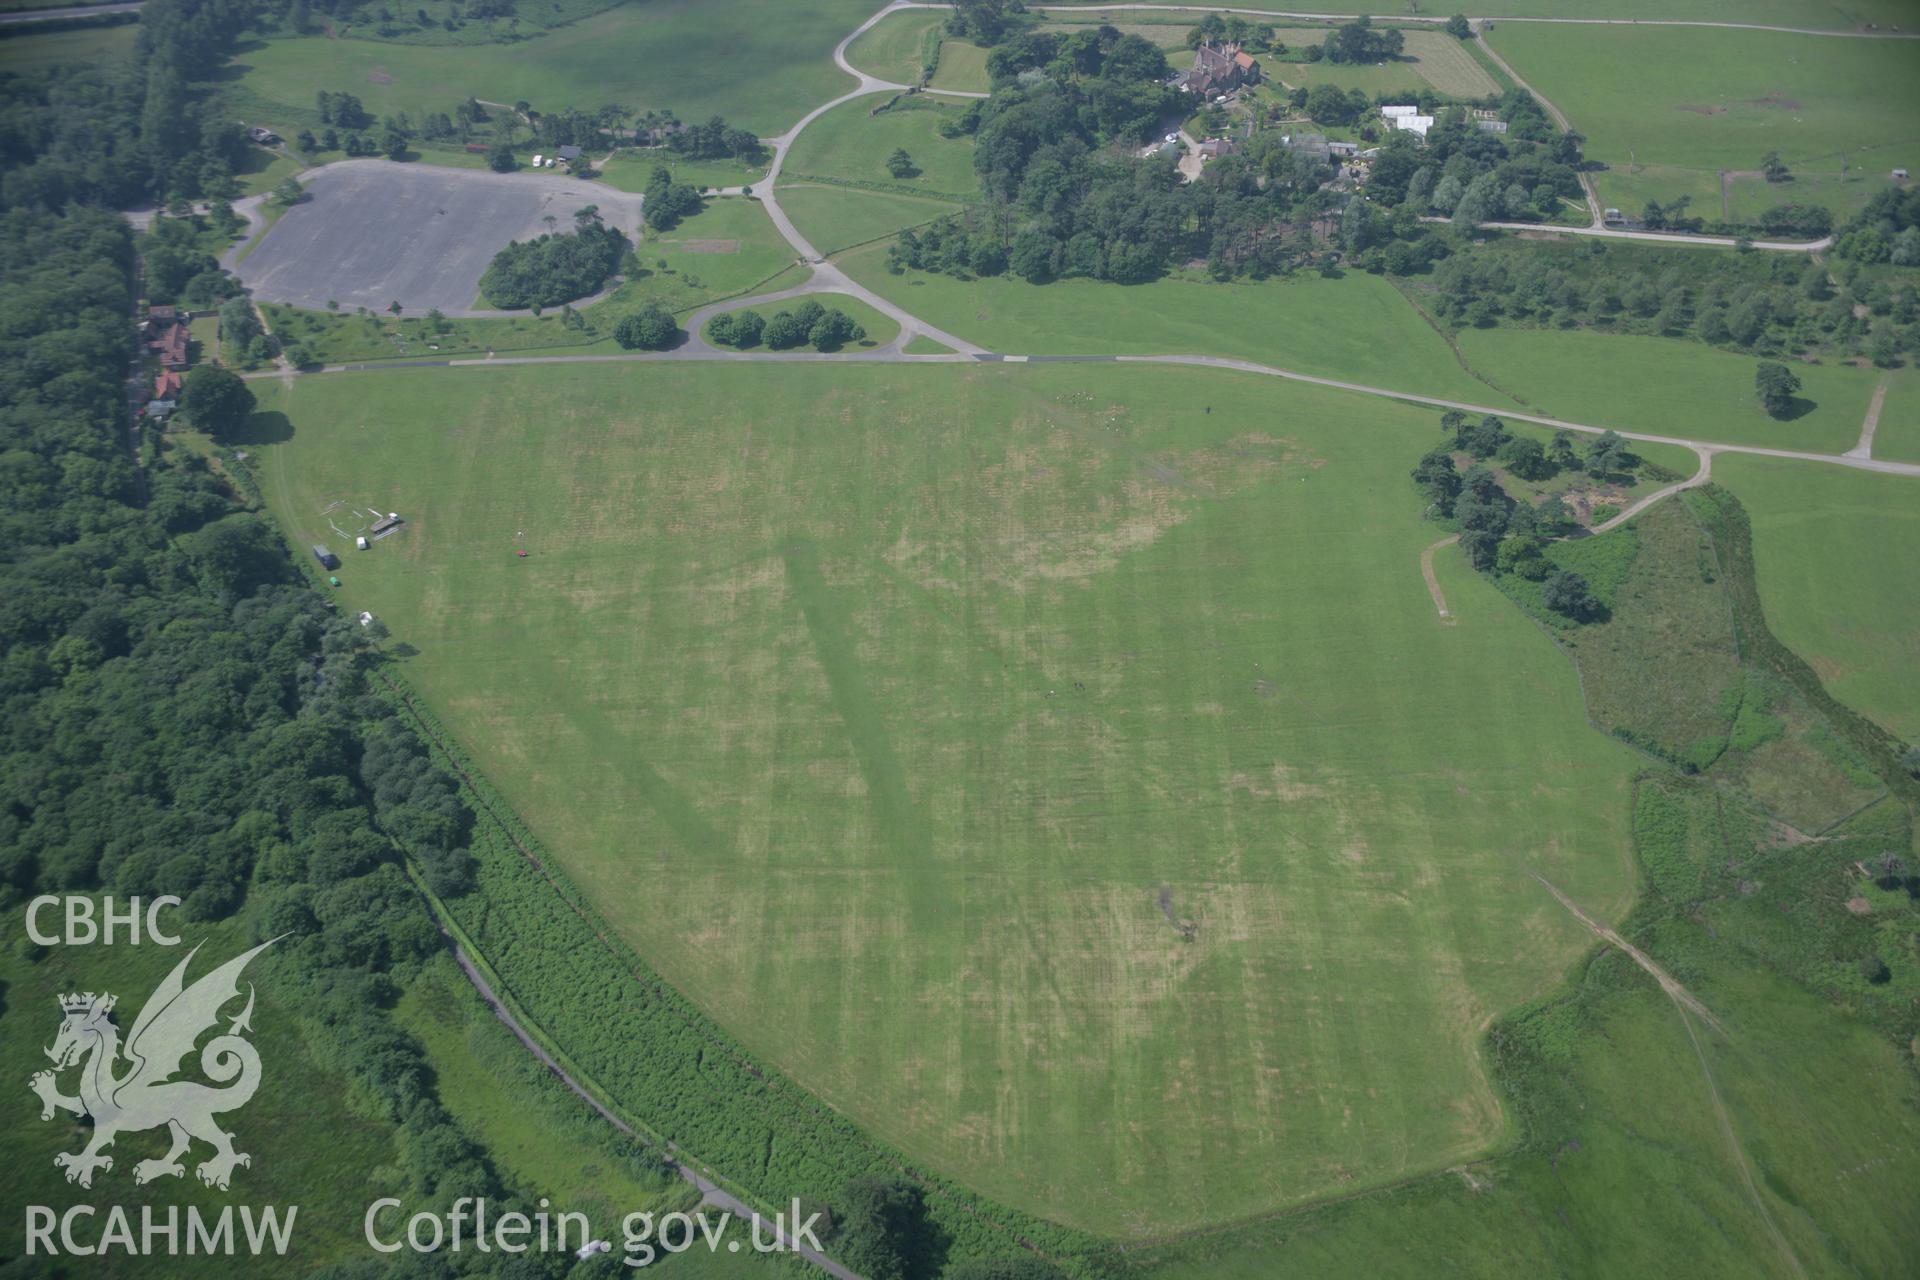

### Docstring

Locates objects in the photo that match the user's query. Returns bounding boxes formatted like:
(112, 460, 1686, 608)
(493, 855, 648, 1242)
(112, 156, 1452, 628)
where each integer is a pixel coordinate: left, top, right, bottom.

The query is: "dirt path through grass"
(1421, 535, 1459, 621)
(1530, 872, 1724, 1033)
(1846, 373, 1890, 459)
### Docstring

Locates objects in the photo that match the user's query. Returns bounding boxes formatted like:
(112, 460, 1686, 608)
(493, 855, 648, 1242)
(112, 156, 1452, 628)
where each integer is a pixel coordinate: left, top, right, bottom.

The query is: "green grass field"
(630, 196, 798, 302)
(222, 0, 877, 138)
(0, 21, 136, 71)
(1135, 930, 1920, 1278)
(1038, 0, 1918, 27)
(601, 153, 770, 194)
(843, 6, 941, 84)
(1489, 25, 1920, 218)
(1453, 328, 1878, 453)
(0, 906, 397, 1272)
(1713, 455, 1920, 743)
(780, 97, 983, 199)
(928, 38, 992, 94)
(1870, 367, 1920, 463)
(778, 185, 965, 255)
(1258, 28, 1499, 98)
(839, 243, 1515, 403)
(253, 360, 1640, 1234)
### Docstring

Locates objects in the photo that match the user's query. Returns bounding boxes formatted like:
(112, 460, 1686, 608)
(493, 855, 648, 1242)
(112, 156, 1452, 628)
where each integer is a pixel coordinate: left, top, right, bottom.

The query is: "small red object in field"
(517, 550, 528, 558)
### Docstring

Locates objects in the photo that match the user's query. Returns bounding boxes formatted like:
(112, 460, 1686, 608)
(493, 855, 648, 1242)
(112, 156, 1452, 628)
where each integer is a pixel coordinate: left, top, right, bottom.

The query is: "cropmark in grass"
(253, 359, 1639, 1235)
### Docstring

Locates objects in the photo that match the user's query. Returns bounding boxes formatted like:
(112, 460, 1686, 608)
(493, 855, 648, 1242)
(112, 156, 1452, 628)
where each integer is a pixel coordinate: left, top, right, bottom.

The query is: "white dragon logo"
(29, 938, 277, 1191)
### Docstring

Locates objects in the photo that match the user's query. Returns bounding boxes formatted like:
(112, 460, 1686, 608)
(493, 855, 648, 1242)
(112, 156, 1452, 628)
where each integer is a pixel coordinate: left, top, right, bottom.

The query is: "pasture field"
(1038, 0, 1918, 26)
(253, 360, 1640, 1234)
(222, 0, 876, 138)
(1713, 456, 1920, 742)
(0, 21, 136, 71)
(780, 97, 983, 199)
(1869, 366, 1920, 462)
(1722, 164, 1909, 225)
(1488, 25, 1920, 217)
(630, 195, 798, 301)
(1136, 930, 1920, 1278)
(778, 184, 966, 254)
(838, 242, 1514, 403)
(928, 38, 992, 94)
(0, 904, 397, 1273)
(1452, 328, 1877, 453)
(843, 6, 942, 83)
(601, 153, 770, 194)
(1258, 28, 1500, 98)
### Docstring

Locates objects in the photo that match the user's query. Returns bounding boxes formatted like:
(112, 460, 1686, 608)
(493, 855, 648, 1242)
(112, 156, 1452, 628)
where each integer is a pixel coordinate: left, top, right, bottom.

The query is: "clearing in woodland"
(254, 360, 1639, 1234)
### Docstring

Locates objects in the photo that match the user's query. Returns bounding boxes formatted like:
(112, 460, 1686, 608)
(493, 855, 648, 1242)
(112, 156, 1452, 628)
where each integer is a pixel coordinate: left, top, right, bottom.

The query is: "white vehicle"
(531, 154, 544, 167)
(356, 535, 369, 551)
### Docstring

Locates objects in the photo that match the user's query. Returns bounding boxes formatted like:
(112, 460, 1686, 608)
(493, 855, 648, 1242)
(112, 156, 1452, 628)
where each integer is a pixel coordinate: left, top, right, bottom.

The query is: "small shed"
(556, 144, 583, 163)
(1896, 168, 1911, 180)
(356, 535, 370, 551)
(313, 544, 339, 569)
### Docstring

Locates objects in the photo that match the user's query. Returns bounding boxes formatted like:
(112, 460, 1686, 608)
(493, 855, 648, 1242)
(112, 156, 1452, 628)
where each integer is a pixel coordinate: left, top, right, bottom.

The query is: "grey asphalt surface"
(233, 159, 646, 316)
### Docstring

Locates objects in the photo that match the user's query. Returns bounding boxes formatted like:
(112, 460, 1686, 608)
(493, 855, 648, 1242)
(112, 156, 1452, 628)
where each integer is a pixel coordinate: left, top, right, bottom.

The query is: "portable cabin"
(313, 544, 340, 569)
(356, 535, 370, 550)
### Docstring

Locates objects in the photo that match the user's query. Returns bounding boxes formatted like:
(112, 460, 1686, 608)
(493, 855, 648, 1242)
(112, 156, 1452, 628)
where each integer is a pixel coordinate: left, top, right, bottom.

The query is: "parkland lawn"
(839, 243, 1517, 405)
(778, 185, 965, 255)
(1487, 24, 1920, 218)
(255, 361, 1640, 1234)
(780, 97, 983, 200)
(1715, 455, 1920, 742)
(223, 0, 878, 137)
(843, 6, 941, 85)
(1452, 328, 1880, 453)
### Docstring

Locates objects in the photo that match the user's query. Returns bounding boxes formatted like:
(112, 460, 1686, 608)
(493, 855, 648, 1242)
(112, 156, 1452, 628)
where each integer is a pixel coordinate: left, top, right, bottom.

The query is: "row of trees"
(706, 300, 868, 351)
(1423, 237, 1916, 365)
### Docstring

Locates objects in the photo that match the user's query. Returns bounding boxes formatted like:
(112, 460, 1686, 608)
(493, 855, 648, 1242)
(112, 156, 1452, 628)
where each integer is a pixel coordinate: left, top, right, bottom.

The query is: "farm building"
(555, 145, 584, 167)
(1174, 42, 1260, 96)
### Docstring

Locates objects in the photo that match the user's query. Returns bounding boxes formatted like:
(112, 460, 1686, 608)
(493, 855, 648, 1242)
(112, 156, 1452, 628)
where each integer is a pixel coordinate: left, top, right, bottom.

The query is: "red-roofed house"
(154, 370, 182, 399)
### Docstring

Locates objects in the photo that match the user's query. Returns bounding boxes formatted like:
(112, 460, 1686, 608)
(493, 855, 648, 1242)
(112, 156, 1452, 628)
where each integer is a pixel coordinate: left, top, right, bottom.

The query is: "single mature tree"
(1548, 430, 1580, 473)
(270, 177, 306, 207)
(614, 305, 677, 350)
(1497, 435, 1552, 480)
(1536, 493, 1576, 535)
(1411, 448, 1461, 515)
(834, 1175, 937, 1280)
(886, 148, 916, 179)
(180, 366, 257, 441)
(1754, 360, 1801, 417)
(1585, 429, 1628, 478)
(1761, 150, 1790, 183)
(1542, 569, 1598, 620)
(1859, 954, 1891, 985)
(763, 310, 808, 350)
(1445, 13, 1472, 38)
(487, 138, 517, 172)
